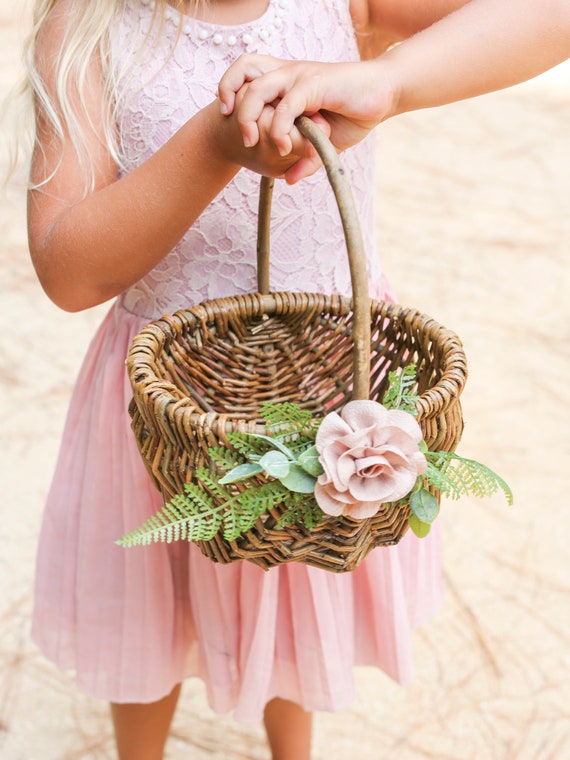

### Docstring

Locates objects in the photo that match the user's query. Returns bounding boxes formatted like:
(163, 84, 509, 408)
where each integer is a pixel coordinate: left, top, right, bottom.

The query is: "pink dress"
(32, 0, 443, 722)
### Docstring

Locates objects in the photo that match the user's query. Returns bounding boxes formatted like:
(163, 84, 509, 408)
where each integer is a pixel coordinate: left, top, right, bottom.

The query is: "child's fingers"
(218, 54, 285, 117)
(226, 61, 329, 153)
(293, 112, 331, 160)
(254, 105, 306, 163)
(242, 66, 328, 155)
(299, 111, 331, 143)
(268, 84, 325, 154)
(283, 154, 324, 185)
(236, 70, 315, 155)
(282, 116, 331, 183)
(234, 75, 291, 150)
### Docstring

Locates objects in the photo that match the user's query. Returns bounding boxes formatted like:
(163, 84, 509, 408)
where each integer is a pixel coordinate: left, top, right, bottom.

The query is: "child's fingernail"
(243, 135, 252, 148)
(220, 102, 228, 115)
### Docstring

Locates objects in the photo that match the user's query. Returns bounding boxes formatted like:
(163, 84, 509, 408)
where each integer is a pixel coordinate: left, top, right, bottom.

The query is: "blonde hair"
(24, 0, 189, 191)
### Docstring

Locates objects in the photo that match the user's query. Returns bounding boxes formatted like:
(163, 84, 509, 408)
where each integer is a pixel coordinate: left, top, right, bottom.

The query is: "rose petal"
(368, 444, 409, 463)
(319, 441, 352, 490)
(345, 499, 383, 520)
(314, 482, 348, 516)
(314, 482, 381, 520)
(335, 449, 358, 488)
(354, 454, 393, 478)
(367, 426, 419, 453)
(316, 473, 358, 502)
(335, 425, 381, 451)
(351, 463, 418, 502)
(315, 411, 352, 450)
(382, 409, 424, 442)
(340, 400, 389, 431)
(409, 449, 428, 475)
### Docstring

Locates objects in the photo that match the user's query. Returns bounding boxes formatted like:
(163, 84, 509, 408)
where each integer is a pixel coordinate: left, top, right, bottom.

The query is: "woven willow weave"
(127, 118, 468, 572)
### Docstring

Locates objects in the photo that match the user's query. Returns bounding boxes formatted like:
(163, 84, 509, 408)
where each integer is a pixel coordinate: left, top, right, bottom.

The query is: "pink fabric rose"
(314, 400, 427, 520)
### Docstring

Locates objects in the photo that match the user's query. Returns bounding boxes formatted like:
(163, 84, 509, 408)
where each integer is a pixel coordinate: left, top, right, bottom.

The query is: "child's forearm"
(381, 0, 570, 117)
(29, 104, 240, 312)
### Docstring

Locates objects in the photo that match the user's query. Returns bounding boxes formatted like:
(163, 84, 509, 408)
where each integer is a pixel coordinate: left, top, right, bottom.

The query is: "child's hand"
(218, 55, 396, 182)
(214, 80, 330, 180)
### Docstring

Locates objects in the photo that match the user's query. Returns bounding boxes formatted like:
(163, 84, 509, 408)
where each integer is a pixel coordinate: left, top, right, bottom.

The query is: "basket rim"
(126, 292, 467, 427)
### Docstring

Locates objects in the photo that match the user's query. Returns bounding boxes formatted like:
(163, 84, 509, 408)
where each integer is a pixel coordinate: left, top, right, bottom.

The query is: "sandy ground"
(1, 3, 569, 759)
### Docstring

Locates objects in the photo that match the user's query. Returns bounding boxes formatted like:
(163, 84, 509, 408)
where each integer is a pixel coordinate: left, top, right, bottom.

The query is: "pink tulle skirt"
(32, 300, 444, 722)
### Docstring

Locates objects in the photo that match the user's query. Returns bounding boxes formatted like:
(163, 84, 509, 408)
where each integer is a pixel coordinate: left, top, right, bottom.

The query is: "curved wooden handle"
(256, 115, 371, 400)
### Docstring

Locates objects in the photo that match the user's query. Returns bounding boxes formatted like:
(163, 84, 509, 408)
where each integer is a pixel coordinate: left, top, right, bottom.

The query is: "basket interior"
(139, 295, 451, 421)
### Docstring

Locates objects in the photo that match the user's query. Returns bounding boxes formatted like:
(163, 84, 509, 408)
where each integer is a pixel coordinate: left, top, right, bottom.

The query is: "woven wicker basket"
(127, 117, 467, 572)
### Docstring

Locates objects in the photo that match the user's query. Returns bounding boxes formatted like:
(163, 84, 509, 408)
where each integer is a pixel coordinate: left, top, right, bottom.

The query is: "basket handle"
(256, 115, 371, 400)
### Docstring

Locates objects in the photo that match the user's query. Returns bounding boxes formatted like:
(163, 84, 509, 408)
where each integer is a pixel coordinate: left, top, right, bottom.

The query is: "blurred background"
(1, 2, 569, 758)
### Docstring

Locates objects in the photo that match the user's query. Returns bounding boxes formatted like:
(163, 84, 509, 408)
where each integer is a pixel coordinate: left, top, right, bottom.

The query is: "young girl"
(25, 1, 569, 759)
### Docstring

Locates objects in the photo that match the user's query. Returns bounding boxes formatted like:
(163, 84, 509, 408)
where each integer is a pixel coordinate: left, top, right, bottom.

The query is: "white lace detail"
(112, 0, 387, 319)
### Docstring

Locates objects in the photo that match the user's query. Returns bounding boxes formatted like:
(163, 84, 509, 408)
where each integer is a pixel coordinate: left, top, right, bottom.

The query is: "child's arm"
(27, 5, 311, 313)
(218, 0, 570, 182)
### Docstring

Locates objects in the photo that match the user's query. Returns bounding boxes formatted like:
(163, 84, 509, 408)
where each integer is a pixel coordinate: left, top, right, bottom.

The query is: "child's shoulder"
(349, 0, 470, 57)
(34, 0, 84, 58)
(349, 0, 413, 58)
(38, 0, 82, 29)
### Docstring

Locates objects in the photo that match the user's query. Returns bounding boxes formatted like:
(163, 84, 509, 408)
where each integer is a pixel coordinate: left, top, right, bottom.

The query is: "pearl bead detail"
(142, 0, 286, 49)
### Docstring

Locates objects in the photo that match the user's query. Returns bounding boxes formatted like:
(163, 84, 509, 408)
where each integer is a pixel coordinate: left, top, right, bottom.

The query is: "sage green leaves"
(220, 437, 324, 494)
(409, 487, 439, 538)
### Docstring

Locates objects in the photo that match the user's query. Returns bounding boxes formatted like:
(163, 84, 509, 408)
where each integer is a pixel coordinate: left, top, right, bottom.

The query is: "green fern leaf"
(195, 467, 236, 503)
(277, 492, 323, 530)
(425, 451, 513, 505)
(225, 431, 268, 457)
(116, 485, 225, 547)
(382, 365, 420, 413)
(259, 401, 316, 435)
(209, 446, 244, 471)
(232, 482, 284, 535)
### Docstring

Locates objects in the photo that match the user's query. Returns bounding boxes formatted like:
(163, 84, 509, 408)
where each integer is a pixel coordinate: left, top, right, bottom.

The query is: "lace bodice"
(111, 0, 386, 319)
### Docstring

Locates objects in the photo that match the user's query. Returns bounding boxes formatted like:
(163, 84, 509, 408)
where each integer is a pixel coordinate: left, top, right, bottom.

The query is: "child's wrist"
(367, 57, 402, 122)
(203, 101, 244, 169)
(334, 58, 401, 127)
